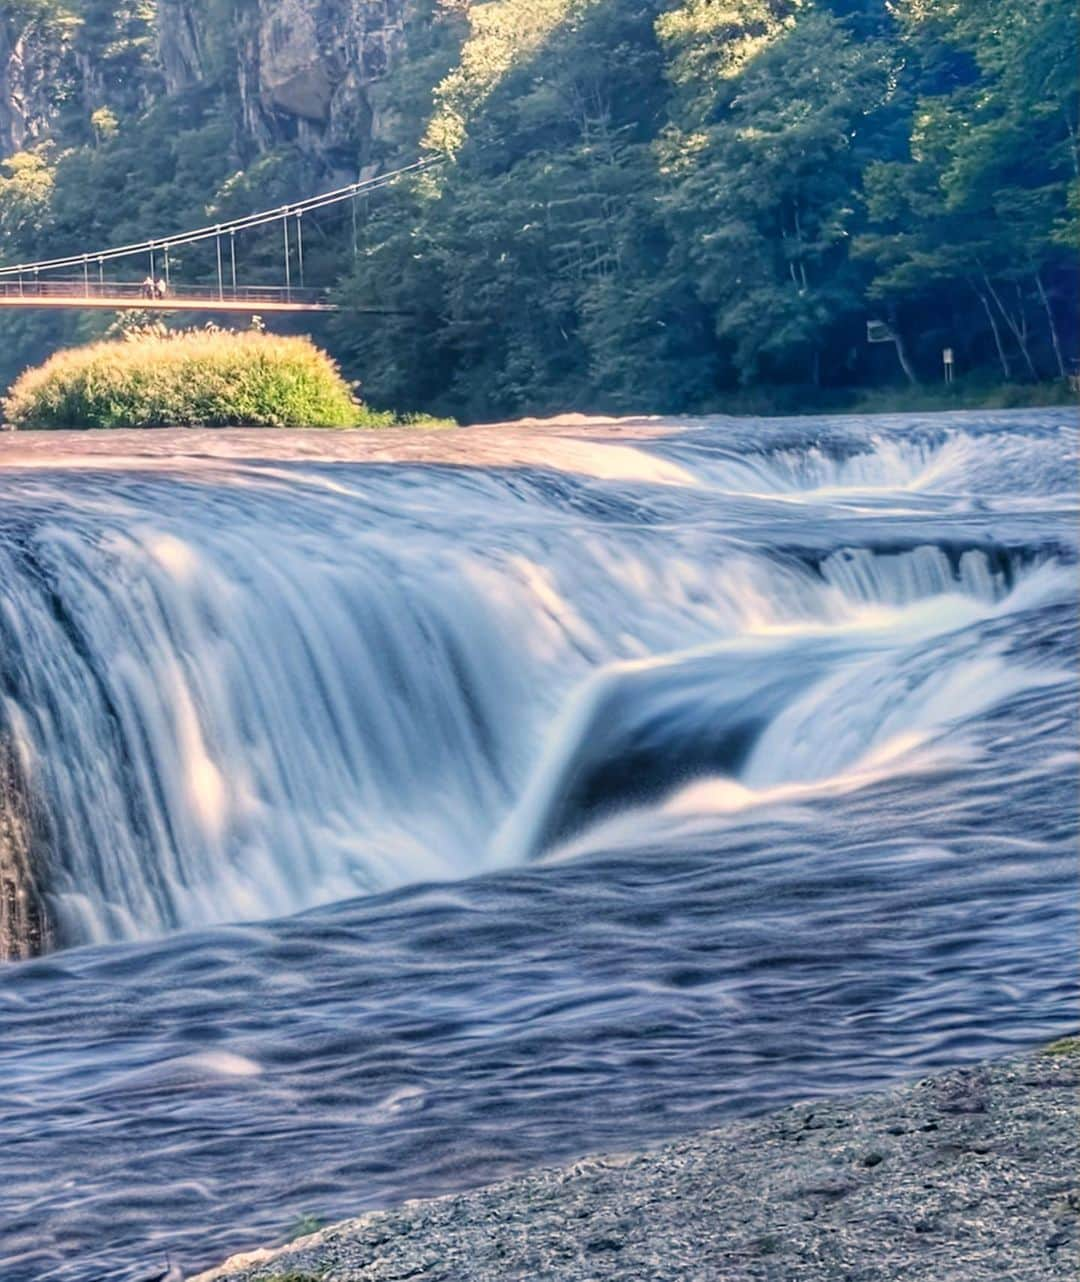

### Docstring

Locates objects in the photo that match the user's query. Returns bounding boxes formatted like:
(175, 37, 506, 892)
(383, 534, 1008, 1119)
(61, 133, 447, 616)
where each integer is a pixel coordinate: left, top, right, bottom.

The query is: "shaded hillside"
(0, 0, 1077, 417)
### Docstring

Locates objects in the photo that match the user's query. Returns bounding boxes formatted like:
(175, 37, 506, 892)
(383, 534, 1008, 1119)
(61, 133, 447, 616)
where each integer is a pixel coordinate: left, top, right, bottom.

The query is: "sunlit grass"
(3, 328, 388, 429)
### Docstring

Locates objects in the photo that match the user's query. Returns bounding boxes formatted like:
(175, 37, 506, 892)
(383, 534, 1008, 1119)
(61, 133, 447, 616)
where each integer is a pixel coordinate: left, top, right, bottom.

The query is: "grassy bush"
(2, 328, 385, 429)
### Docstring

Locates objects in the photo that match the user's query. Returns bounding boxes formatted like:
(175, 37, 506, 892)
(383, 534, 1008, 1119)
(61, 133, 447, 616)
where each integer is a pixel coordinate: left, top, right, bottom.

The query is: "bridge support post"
(282, 210, 292, 302)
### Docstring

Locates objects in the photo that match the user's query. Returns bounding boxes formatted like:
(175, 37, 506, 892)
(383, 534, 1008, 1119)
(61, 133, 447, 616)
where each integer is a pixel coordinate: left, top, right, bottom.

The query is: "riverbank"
(193, 1041, 1079, 1282)
(697, 378, 1077, 420)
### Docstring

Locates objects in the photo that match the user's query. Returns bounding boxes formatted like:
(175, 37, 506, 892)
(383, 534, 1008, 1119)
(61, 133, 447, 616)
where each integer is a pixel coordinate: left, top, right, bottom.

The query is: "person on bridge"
(154, 278, 168, 300)
(141, 275, 156, 299)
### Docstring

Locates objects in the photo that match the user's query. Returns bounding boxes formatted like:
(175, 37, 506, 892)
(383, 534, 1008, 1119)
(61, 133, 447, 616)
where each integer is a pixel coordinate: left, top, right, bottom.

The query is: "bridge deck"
(0, 295, 335, 313)
(0, 281, 336, 312)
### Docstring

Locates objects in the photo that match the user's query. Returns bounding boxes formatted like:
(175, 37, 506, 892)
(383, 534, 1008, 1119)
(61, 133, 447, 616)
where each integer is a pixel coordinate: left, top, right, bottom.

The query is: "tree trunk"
(983, 271, 1039, 381)
(1014, 279, 1041, 380)
(1034, 268, 1067, 379)
(793, 204, 808, 292)
(891, 328, 917, 385)
(971, 279, 1012, 380)
(1064, 111, 1080, 181)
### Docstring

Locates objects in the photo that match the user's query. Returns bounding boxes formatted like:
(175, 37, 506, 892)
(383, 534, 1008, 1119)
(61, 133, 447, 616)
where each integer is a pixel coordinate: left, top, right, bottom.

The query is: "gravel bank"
(192, 1042, 1079, 1282)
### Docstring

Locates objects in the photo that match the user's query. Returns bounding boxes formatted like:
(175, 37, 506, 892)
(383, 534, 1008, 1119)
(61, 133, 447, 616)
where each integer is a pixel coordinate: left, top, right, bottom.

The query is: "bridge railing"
(0, 279, 331, 305)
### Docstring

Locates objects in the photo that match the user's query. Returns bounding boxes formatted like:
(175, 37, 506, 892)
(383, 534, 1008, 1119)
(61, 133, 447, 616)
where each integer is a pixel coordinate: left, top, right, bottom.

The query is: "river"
(0, 410, 1076, 1280)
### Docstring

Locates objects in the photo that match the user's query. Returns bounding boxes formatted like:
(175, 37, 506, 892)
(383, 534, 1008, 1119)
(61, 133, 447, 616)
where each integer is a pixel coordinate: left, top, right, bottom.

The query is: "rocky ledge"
(193, 1040, 1079, 1282)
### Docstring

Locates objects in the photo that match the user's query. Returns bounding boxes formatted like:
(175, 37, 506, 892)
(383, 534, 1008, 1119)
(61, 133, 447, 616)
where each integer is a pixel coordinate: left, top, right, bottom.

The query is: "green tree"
(858, 0, 1079, 381)
(659, 3, 890, 386)
(1, 0, 1077, 413)
(0, 149, 55, 246)
(90, 106, 118, 145)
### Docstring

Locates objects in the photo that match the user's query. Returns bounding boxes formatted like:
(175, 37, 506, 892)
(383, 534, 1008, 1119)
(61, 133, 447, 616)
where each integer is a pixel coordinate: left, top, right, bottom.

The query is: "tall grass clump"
(2, 329, 381, 429)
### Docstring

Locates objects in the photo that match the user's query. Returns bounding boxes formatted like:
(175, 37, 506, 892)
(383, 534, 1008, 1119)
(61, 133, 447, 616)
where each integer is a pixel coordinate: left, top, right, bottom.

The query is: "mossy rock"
(1040, 1035, 1080, 1057)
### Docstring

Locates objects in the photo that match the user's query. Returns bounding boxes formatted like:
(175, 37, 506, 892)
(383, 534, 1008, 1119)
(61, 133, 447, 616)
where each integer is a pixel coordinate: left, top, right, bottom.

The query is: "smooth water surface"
(0, 410, 1076, 1281)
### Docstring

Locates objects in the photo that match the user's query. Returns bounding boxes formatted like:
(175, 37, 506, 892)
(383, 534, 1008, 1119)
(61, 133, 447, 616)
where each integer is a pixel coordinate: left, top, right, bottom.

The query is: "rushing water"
(0, 410, 1076, 1281)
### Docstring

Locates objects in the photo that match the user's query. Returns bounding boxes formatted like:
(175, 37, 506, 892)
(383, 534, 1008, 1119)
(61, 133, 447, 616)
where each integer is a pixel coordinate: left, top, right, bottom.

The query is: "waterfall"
(0, 411, 1075, 954)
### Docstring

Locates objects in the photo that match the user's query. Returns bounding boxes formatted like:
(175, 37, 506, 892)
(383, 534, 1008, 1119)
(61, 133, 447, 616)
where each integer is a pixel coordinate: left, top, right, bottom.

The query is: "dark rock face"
(0, 730, 50, 960)
(232, 0, 409, 169)
(156, 0, 210, 96)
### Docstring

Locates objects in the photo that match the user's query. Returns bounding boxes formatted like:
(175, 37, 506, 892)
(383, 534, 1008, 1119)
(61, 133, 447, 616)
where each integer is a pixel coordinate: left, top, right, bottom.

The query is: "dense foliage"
(3, 328, 371, 428)
(0, 0, 1076, 419)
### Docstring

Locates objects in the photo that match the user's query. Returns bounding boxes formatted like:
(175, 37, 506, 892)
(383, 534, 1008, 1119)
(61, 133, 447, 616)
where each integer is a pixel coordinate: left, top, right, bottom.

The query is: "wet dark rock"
(0, 728, 51, 959)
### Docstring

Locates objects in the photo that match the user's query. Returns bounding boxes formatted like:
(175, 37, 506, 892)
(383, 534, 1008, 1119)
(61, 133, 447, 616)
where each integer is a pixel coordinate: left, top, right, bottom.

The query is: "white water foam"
(0, 415, 1074, 947)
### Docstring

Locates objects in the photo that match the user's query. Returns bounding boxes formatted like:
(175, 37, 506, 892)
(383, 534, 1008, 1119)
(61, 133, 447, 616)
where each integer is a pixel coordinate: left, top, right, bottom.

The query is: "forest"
(0, 0, 1077, 421)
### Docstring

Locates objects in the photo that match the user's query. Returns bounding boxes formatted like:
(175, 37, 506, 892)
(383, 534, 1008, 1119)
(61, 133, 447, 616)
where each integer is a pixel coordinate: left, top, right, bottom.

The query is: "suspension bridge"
(0, 156, 438, 314)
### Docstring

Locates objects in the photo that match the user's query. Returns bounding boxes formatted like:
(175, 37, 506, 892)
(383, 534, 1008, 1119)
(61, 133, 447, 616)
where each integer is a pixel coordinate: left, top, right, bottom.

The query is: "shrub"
(2, 328, 382, 429)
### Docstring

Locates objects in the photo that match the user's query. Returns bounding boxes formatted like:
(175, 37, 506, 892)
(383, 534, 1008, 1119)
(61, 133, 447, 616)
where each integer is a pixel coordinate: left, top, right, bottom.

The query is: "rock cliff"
(2, 0, 414, 172)
(0, 8, 69, 156)
(234, 0, 409, 170)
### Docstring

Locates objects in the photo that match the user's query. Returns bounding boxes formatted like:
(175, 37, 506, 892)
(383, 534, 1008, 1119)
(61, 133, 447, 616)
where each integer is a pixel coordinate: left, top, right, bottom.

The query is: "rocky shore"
(192, 1040, 1078, 1282)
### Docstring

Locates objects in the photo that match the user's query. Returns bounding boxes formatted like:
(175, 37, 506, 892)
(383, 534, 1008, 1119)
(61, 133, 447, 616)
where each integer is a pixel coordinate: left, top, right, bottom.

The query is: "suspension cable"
(0, 155, 442, 278)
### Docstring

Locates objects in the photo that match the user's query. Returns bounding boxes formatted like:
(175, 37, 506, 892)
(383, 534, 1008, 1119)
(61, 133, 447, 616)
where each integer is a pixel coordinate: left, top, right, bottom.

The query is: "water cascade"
(0, 414, 1075, 955)
(0, 411, 1076, 1282)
